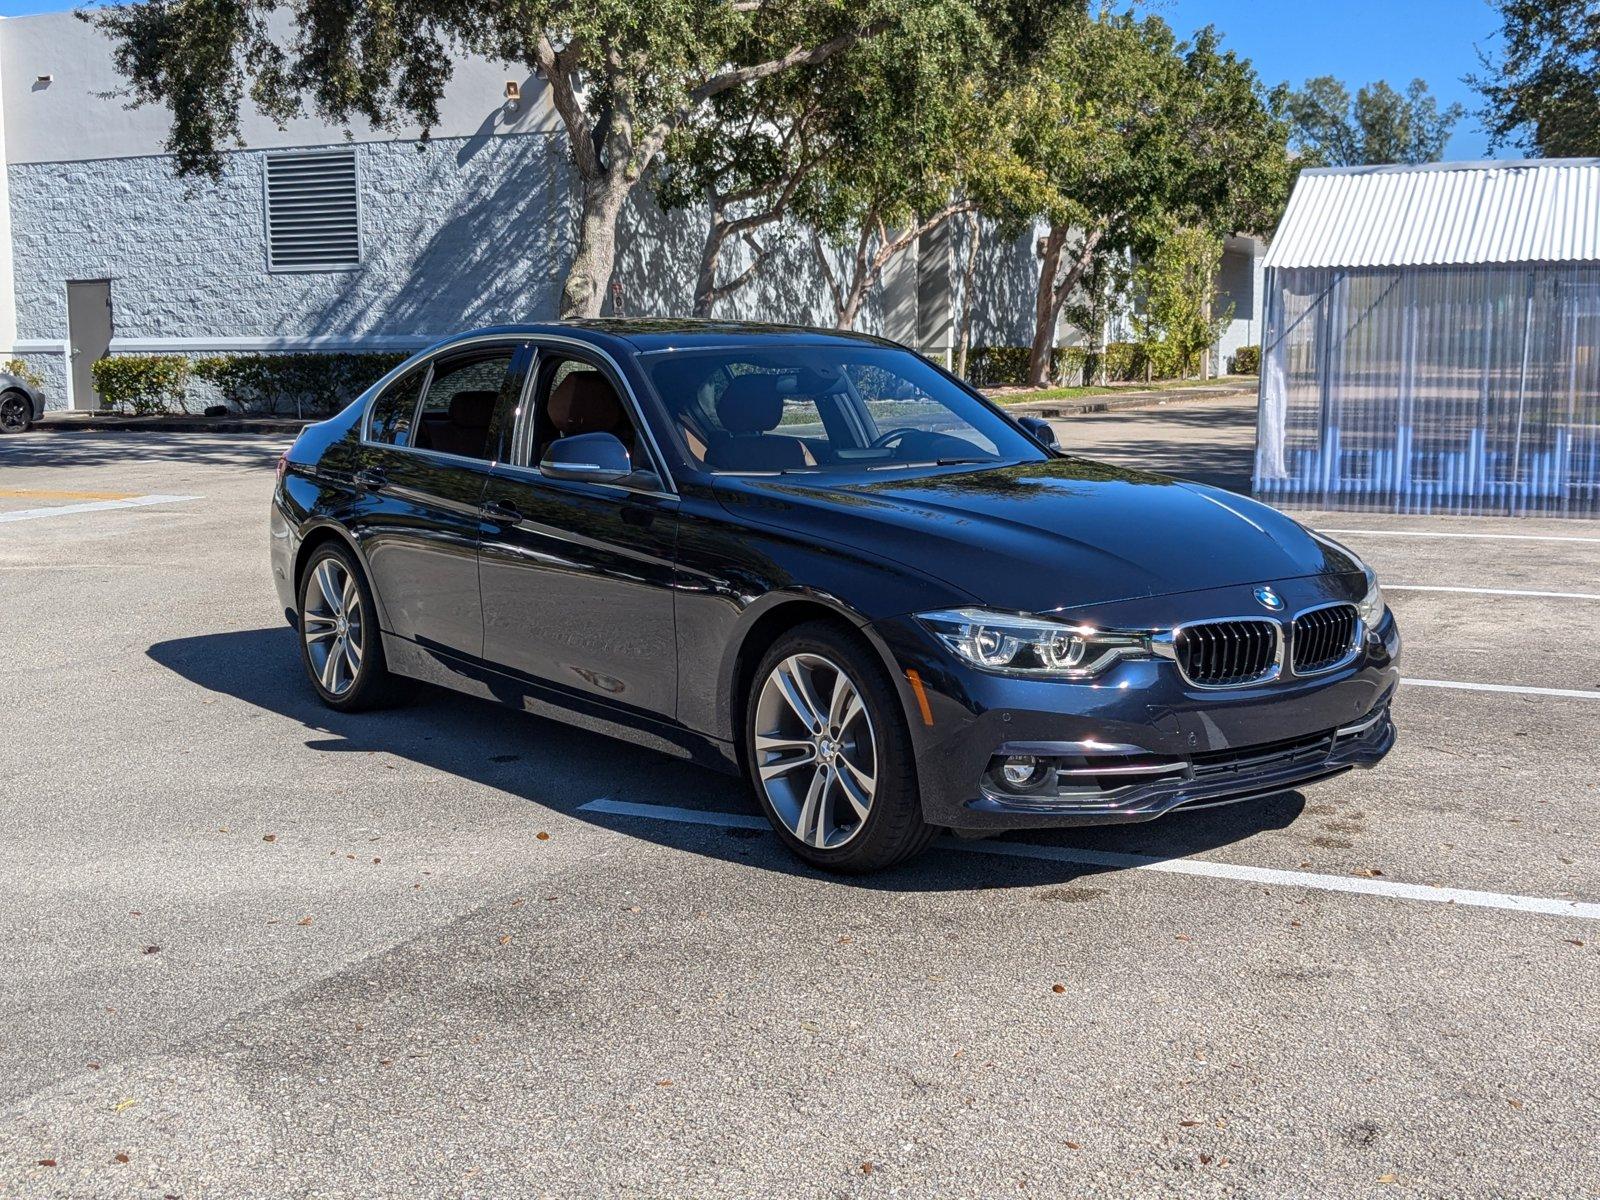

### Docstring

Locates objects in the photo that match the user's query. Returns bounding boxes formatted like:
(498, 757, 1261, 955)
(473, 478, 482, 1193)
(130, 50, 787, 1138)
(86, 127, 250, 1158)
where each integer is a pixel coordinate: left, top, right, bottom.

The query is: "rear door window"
(412, 351, 516, 462)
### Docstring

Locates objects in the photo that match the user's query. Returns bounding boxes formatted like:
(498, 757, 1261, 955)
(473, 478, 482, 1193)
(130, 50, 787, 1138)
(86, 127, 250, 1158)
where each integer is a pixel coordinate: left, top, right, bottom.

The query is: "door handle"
(482, 498, 523, 524)
(354, 467, 387, 491)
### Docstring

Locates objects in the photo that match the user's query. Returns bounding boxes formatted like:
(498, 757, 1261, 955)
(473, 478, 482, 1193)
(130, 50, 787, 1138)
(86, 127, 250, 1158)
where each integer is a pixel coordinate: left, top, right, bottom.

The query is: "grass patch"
(985, 376, 1253, 405)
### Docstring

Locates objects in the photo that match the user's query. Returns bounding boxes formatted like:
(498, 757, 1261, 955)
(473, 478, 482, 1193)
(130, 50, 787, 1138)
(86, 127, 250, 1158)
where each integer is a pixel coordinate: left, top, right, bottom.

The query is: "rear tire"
(744, 620, 936, 873)
(296, 541, 409, 712)
(0, 391, 32, 435)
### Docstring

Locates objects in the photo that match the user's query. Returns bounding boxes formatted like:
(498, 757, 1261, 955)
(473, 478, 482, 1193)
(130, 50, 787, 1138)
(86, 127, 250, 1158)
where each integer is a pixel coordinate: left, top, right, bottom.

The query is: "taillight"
(275, 451, 290, 485)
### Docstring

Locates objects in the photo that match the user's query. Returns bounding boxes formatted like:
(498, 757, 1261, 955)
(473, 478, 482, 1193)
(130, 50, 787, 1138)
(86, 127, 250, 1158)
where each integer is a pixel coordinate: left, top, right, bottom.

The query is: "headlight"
(917, 608, 1151, 678)
(1357, 569, 1387, 627)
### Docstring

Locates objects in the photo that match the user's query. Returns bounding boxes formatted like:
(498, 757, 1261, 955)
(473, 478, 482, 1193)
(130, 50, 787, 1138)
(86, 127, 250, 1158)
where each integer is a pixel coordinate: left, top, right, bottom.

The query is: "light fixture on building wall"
(35, 74, 53, 85)
(504, 81, 521, 112)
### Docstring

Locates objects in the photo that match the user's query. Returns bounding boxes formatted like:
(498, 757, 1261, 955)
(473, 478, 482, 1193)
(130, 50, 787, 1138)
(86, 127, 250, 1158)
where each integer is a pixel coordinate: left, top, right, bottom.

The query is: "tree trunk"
(560, 176, 630, 319)
(953, 211, 980, 379)
(1028, 225, 1067, 388)
(693, 200, 732, 319)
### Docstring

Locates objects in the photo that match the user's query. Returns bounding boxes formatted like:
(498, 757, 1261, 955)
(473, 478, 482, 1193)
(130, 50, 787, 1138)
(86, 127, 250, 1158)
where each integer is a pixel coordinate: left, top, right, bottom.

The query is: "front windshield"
(643, 345, 1048, 475)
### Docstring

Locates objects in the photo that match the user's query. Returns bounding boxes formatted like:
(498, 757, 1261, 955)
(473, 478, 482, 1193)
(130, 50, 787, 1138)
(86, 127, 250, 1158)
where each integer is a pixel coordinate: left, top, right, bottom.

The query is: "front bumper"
(870, 578, 1402, 831)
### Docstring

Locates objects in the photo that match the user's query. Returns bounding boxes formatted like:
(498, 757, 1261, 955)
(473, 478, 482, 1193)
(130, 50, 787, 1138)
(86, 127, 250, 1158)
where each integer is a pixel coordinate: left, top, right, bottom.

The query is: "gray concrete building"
(0, 9, 1261, 411)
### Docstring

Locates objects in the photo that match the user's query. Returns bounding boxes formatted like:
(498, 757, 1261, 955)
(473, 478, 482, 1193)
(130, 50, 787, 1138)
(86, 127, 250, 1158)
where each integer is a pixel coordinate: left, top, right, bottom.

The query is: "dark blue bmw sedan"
(270, 321, 1400, 873)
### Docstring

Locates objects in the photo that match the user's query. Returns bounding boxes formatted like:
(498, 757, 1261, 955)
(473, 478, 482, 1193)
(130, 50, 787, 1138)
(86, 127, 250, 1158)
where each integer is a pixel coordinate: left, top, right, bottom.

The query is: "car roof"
(430, 319, 904, 356)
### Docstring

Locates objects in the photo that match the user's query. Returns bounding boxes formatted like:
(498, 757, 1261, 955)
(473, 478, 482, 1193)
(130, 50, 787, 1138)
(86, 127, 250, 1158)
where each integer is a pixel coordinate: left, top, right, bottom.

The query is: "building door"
(66, 280, 112, 411)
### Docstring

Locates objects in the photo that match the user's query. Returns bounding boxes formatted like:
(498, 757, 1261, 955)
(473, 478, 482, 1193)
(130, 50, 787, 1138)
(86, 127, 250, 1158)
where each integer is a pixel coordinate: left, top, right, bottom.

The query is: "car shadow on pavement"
(149, 627, 1307, 893)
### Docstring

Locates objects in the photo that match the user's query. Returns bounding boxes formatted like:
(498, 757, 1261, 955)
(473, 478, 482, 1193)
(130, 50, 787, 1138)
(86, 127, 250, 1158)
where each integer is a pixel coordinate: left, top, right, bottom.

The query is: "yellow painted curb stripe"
(0, 487, 135, 501)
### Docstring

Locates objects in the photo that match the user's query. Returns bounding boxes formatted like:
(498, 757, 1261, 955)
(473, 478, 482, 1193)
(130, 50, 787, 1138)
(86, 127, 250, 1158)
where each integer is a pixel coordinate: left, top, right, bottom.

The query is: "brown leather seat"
(419, 389, 498, 458)
(706, 374, 808, 471)
(546, 369, 634, 458)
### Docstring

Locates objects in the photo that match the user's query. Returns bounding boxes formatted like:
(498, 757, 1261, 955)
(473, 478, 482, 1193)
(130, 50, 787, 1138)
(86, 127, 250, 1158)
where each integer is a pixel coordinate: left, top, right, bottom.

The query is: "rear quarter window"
(367, 368, 426, 446)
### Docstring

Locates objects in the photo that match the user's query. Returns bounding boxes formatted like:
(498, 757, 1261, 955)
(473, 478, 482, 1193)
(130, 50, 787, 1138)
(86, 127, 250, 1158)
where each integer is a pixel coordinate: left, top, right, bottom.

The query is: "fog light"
(1001, 755, 1040, 787)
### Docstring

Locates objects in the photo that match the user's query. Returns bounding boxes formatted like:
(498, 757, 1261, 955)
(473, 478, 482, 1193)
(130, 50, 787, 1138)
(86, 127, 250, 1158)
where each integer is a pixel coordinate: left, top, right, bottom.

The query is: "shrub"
(966, 346, 1078, 389)
(194, 352, 408, 416)
(1230, 344, 1260, 374)
(3, 358, 44, 391)
(91, 355, 192, 415)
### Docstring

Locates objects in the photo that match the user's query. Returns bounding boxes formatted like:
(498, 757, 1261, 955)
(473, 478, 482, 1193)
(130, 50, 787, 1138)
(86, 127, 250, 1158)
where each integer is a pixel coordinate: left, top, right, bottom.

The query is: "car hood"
(714, 457, 1360, 614)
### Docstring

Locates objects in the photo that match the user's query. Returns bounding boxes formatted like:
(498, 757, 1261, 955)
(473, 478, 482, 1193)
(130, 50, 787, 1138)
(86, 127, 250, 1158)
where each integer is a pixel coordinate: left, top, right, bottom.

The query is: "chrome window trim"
(1150, 615, 1284, 690)
(1288, 600, 1364, 678)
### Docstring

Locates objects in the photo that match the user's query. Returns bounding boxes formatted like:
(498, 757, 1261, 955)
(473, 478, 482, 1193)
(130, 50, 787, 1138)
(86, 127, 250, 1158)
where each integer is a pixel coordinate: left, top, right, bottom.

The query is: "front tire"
(745, 621, 935, 873)
(296, 541, 407, 711)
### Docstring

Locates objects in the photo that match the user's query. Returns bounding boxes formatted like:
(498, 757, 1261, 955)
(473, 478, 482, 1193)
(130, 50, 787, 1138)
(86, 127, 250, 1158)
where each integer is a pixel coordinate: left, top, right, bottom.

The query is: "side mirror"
(1017, 415, 1060, 451)
(539, 431, 632, 483)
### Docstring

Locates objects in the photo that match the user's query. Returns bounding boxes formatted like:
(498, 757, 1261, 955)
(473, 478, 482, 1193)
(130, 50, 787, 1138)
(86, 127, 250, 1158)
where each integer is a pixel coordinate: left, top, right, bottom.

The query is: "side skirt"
(383, 633, 739, 775)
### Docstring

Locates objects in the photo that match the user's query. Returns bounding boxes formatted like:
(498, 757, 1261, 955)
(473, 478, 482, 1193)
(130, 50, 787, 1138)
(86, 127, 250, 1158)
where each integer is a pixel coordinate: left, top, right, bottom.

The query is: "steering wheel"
(868, 428, 913, 452)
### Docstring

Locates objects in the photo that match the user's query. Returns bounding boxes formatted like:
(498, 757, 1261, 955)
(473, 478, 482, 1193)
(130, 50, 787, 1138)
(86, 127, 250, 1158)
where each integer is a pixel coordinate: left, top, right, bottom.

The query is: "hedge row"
(966, 342, 1169, 388)
(90, 352, 410, 417)
(967, 341, 1262, 387)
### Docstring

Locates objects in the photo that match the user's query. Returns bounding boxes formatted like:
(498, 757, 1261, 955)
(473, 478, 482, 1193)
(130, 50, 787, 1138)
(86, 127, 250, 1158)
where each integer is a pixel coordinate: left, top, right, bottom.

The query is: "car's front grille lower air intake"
(1172, 618, 1279, 687)
(1291, 603, 1359, 675)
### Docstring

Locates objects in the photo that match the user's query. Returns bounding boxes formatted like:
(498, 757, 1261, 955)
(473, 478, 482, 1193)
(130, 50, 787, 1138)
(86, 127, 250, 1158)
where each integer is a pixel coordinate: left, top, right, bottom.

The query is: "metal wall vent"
(264, 150, 361, 273)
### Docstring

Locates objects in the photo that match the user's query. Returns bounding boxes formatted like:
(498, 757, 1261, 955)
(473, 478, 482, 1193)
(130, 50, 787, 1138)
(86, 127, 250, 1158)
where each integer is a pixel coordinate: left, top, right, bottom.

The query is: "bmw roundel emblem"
(1254, 586, 1285, 611)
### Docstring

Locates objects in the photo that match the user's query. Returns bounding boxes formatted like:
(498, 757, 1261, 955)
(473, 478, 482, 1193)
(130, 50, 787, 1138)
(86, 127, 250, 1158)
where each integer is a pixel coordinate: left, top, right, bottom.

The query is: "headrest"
(449, 390, 498, 430)
(716, 373, 784, 434)
(548, 369, 625, 435)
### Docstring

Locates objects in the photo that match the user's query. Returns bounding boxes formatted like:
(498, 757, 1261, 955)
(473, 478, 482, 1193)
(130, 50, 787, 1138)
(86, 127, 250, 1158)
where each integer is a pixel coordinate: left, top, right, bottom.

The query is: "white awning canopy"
(1263, 159, 1600, 271)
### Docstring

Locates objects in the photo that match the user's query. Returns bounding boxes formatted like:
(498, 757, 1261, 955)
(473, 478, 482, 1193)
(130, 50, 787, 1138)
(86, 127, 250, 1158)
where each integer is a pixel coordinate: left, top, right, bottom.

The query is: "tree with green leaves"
(1471, 0, 1600, 158)
(799, 3, 1049, 329)
(1015, 14, 1289, 387)
(1131, 224, 1232, 379)
(91, 0, 906, 319)
(1278, 76, 1464, 166)
(656, 70, 831, 318)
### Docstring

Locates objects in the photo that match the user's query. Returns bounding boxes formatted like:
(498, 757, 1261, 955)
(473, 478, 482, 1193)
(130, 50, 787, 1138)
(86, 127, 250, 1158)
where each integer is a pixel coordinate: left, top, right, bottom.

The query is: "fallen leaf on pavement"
(263, 834, 276, 843)
(1051, 984, 1066, 994)
(297, 917, 313, 927)
(498, 935, 511, 946)
(536, 831, 551, 841)
(113, 1099, 137, 1113)
(1178, 1120, 1200, 1127)
(142, 946, 160, 955)
(1377, 1174, 1397, 1184)
(114, 1154, 130, 1164)
(37, 1159, 56, 1167)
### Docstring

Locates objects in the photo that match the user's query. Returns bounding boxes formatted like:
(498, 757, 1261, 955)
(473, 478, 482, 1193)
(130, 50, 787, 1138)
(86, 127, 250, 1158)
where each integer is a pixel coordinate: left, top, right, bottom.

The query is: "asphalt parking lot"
(2, 407, 1597, 1199)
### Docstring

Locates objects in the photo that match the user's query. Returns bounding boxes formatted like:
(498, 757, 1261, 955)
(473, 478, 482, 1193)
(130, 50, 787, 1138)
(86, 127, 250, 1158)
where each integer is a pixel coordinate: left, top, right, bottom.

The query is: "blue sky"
(1157, 0, 1501, 159)
(0, 0, 1503, 160)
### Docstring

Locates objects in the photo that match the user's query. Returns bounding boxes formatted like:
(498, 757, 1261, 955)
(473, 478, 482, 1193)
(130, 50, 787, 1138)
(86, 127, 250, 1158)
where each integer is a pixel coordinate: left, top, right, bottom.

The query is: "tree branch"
(810, 233, 845, 315)
(534, 34, 600, 180)
(691, 20, 890, 105)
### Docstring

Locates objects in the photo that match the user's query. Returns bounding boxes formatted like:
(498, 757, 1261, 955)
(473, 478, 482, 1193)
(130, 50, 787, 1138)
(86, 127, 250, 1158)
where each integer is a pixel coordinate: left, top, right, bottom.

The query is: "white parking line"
(1404, 678, 1600, 700)
(0, 494, 200, 523)
(1322, 527, 1600, 545)
(579, 799, 1600, 922)
(1388, 585, 1600, 600)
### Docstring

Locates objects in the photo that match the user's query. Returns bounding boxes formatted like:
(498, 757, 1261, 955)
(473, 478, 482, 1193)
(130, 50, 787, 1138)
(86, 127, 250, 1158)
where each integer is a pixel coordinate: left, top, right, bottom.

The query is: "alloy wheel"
(302, 557, 365, 697)
(753, 652, 878, 850)
(0, 395, 28, 434)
